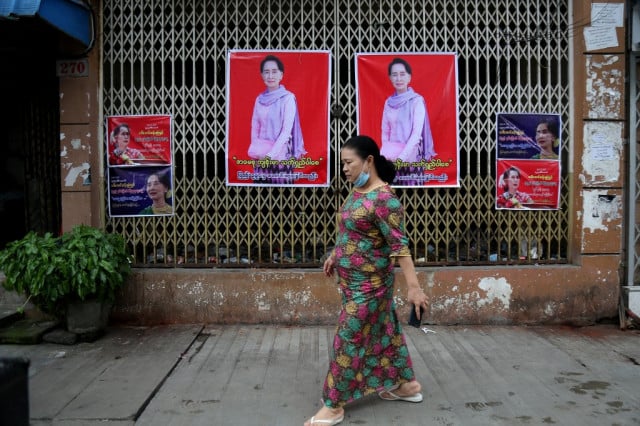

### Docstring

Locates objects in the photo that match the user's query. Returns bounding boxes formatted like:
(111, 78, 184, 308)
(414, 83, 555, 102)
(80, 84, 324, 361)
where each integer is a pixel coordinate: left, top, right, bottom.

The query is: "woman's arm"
(396, 255, 429, 319)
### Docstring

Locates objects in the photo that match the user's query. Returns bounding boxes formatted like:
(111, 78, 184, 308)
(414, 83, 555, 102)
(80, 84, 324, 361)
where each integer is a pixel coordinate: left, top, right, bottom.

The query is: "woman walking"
(304, 135, 429, 425)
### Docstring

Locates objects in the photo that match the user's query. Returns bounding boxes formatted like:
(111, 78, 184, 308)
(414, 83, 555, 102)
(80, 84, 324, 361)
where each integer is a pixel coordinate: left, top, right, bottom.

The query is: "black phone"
(408, 304, 425, 328)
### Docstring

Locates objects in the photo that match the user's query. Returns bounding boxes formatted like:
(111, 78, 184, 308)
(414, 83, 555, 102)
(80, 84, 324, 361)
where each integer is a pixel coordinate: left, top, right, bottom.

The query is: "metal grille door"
(103, 0, 570, 267)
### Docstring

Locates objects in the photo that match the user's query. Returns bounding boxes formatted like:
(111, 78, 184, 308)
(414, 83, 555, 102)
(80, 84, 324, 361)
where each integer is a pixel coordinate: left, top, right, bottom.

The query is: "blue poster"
(496, 113, 561, 160)
(108, 166, 173, 217)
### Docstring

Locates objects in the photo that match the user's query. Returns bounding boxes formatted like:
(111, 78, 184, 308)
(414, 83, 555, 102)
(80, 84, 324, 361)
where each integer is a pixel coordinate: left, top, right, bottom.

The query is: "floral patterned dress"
(322, 184, 416, 408)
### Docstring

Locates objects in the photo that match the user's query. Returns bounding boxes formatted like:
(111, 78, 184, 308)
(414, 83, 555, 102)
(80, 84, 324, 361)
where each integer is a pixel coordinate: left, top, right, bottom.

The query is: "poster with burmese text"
(496, 113, 561, 210)
(355, 52, 459, 187)
(226, 50, 331, 187)
(106, 114, 174, 216)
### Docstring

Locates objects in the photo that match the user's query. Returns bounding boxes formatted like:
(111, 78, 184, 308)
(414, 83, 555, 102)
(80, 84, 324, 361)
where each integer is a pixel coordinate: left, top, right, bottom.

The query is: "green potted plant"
(0, 231, 68, 316)
(0, 225, 131, 336)
(60, 225, 132, 335)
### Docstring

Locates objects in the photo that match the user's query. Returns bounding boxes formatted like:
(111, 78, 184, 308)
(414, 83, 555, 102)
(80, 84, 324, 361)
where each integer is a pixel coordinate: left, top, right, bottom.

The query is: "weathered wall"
(59, 18, 103, 231)
(65, 0, 626, 326)
(572, 1, 626, 265)
(111, 256, 620, 325)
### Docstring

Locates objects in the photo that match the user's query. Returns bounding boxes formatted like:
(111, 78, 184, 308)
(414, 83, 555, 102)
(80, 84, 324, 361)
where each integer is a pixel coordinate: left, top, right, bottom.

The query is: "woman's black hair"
(388, 57, 412, 75)
(261, 55, 284, 73)
(148, 171, 172, 189)
(537, 118, 559, 139)
(111, 123, 130, 144)
(341, 135, 396, 184)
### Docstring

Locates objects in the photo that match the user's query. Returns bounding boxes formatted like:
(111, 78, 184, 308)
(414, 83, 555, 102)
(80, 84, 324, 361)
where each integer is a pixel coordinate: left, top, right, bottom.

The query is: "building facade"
(2, 0, 634, 325)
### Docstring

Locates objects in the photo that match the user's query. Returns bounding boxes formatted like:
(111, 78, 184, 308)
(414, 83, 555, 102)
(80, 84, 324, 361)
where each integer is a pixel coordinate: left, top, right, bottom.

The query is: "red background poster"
(226, 50, 331, 186)
(496, 159, 560, 210)
(106, 115, 172, 166)
(356, 52, 459, 187)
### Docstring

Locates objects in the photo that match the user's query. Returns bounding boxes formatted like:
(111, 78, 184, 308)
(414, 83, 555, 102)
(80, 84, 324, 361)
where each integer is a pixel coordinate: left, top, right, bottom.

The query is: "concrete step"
(0, 318, 60, 344)
(0, 306, 23, 328)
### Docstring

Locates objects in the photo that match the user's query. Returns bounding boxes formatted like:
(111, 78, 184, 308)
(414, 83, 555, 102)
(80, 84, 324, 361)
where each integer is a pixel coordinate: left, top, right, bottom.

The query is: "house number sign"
(56, 59, 89, 77)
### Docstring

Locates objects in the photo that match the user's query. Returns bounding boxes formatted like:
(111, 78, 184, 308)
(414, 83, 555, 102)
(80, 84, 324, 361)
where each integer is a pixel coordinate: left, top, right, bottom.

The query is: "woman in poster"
(109, 123, 145, 165)
(532, 118, 560, 159)
(139, 171, 172, 215)
(497, 166, 533, 209)
(381, 58, 436, 186)
(247, 54, 306, 184)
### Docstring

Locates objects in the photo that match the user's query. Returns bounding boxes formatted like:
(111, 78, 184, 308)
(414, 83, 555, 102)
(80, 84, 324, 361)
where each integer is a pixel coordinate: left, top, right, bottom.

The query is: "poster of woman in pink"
(355, 52, 459, 187)
(226, 50, 331, 187)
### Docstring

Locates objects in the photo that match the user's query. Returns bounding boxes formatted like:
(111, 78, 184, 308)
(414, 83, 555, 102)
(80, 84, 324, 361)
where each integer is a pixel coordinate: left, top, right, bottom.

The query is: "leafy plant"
(0, 226, 131, 318)
(60, 225, 132, 303)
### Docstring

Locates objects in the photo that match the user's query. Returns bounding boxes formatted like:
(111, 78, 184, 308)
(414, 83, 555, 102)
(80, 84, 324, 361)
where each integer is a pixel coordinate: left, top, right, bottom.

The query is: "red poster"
(496, 160, 560, 210)
(226, 50, 331, 186)
(106, 115, 172, 166)
(355, 53, 459, 187)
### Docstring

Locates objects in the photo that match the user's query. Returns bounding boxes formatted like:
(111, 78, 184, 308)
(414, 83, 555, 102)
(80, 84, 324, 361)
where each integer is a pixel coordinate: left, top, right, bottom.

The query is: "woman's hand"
(407, 286, 429, 319)
(323, 254, 335, 277)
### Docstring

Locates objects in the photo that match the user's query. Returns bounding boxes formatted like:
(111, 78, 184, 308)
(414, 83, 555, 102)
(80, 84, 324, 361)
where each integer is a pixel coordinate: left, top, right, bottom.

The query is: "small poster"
(355, 52, 459, 187)
(226, 50, 331, 187)
(496, 113, 561, 210)
(108, 166, 174, 216)
(106, 115, 174, 217)
(106, 115, 172, 165)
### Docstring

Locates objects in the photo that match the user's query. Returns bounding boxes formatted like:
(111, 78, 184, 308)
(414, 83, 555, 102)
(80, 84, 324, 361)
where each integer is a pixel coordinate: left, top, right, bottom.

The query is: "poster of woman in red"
(106, 115, 172, 166)
(226, 50, 331, 187)
(355, 52, 459, 187)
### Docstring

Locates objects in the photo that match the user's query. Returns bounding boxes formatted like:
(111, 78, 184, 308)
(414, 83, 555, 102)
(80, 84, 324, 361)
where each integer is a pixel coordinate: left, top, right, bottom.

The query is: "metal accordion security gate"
(102, 0, 571, 268)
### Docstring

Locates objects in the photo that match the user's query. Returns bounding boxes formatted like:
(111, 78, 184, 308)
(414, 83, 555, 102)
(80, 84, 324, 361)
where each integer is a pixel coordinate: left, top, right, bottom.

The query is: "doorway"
(0, 18, 62, 248)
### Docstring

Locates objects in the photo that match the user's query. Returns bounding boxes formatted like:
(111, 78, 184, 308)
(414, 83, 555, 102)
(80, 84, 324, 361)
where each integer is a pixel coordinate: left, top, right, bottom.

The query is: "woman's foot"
(378, 380, 423, 402)
(304, 405, 344, 426)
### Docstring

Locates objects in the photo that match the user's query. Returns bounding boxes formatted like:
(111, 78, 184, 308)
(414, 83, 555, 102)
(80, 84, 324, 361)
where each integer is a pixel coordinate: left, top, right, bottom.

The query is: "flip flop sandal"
(378, 389, 424, 403)
(307, 414, 344, 425)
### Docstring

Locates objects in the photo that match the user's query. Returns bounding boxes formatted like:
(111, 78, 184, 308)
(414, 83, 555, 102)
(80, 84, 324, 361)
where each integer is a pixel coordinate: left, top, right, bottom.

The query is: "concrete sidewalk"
(0, 323, 639, 425)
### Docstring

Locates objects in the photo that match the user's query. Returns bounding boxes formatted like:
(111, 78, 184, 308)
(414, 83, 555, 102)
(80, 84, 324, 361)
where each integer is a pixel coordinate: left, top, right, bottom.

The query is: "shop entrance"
(0, 19, 61, 248)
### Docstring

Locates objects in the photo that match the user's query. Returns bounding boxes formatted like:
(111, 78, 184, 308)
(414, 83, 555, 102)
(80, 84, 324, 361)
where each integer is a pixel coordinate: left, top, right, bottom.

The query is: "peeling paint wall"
(58, 51, 100, 229)
(574, 2, 626, 266)
(112, 260, 620, 326)
(59, 128, 92, 189)
(579, 189, 624, 254)
(581, 191, 622, 234)
(579, 122, 623, 183)
(585, 55, 623, 119)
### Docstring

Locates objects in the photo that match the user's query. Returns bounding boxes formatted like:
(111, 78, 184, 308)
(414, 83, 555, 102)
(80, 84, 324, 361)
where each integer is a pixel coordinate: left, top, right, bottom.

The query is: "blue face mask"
(352, 164, 370, 188)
